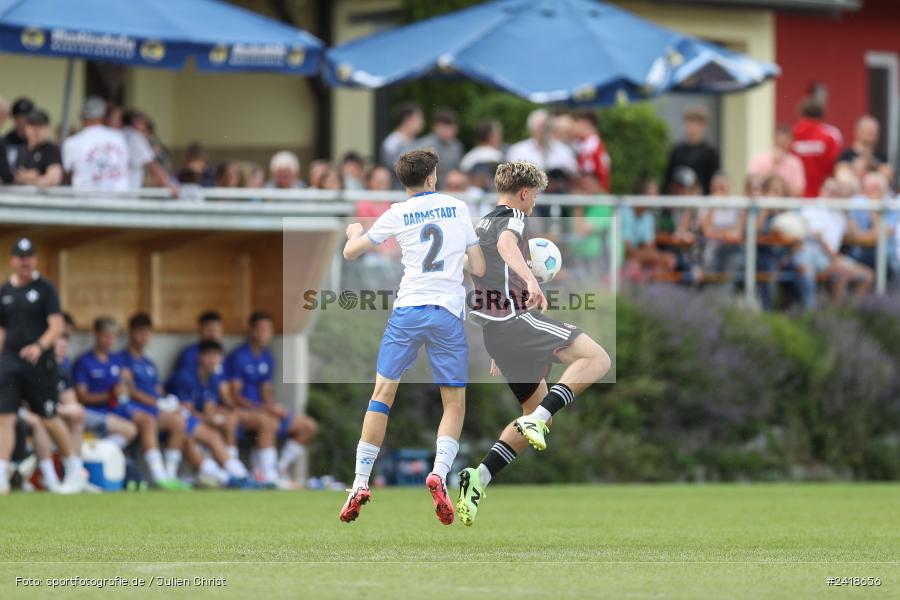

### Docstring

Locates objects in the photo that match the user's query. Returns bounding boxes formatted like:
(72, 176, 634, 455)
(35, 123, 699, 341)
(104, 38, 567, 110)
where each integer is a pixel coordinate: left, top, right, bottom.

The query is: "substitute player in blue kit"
(339, 149, 485, 525)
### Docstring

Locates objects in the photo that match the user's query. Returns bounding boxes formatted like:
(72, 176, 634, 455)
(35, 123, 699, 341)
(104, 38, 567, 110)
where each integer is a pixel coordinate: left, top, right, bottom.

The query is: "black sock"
(538, 383, 575, 417)
(481, 440, 517, 478)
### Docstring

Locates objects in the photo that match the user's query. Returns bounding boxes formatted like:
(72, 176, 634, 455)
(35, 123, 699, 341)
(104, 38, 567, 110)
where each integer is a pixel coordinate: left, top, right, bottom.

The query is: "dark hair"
(474, 120, 500, 144)
(185, 142, 206, 160)
(394, 102, 421, 127)
(433, 109, 457, 126)
(197, 310, 223, 325)
(93, 316, 117, 333)
(574, 111, 598, 128)
(342, 151, 364, 165)
(799, 98, 824, 119)
(249, 310, 274, 326)
(122, 109, 146, 128)
(129, 312, 153, 330)
(395, 149, 439, 188)
(63, 312, 76, 328)
(198, 340, 224, 354)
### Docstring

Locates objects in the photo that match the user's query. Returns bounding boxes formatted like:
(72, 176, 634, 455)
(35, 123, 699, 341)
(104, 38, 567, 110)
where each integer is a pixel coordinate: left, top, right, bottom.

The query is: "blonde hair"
(494, 161, 548, 195)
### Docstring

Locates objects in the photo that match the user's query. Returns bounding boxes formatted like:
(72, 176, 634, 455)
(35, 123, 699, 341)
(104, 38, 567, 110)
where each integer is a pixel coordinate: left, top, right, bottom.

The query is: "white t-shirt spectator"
(123, 126, 155, 188)
(62, 125, 129, 190)
(801, 205, 847, 253)
(460, 145, 504, 173)
(506, 138, 577, 174)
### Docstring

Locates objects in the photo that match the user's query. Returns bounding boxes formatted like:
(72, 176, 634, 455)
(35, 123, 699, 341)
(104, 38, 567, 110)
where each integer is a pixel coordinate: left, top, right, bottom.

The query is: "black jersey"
(470, 205, 531, 321)
(16, 141, 62, 175)
(0, 274, 61, 354)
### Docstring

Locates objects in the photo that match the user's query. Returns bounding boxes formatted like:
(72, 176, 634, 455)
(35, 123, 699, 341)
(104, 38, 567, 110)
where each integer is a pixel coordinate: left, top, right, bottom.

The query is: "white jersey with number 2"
(366, 191, 478, 319)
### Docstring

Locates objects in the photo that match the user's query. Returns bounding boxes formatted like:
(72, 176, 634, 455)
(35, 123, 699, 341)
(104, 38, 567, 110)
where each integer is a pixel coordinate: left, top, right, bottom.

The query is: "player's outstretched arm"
(343, 222, 376, 261)
(465, 244, 486, 277)
(497, 231, 547, 311)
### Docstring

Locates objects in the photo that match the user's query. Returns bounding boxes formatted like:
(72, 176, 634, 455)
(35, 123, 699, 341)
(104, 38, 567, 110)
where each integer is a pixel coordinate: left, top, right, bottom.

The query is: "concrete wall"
(0, 54, 86, 127)
(331, 0, 402, 163)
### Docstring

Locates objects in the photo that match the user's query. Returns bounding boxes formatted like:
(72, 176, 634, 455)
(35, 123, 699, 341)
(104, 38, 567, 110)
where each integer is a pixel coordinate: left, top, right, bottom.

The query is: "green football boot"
(456, 467, 486, 527)
(514, 416, 549, 451)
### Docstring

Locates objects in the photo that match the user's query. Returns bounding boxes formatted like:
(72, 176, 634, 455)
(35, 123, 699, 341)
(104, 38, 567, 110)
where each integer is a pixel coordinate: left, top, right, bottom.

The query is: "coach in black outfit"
(0, 238, 81, 494)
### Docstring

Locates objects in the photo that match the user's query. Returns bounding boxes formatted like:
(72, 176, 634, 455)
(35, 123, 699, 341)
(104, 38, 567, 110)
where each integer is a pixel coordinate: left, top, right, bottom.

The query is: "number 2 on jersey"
(420, 224, 444, 272)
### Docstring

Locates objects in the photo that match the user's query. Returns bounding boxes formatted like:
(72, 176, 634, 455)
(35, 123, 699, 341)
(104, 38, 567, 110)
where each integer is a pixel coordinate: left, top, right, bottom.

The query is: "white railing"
(3, 185, 898, 300)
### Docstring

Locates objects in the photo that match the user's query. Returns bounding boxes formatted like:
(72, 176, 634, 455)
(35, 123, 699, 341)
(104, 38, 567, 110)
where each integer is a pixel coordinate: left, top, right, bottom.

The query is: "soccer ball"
(528, 237, 562, 283)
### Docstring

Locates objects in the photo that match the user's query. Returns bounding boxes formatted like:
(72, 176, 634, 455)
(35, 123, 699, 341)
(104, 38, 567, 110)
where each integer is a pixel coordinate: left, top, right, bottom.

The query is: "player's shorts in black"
(481, 310, 582, 403)
(0, 350, 59, 417)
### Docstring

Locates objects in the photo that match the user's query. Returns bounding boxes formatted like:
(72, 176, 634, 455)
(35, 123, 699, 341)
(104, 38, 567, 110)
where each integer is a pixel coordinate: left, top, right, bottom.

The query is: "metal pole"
(59, 58, 75, 142)
(876, 203, 888, 295)
(612, 198, 620, 295)
(743, 201, 758, 305)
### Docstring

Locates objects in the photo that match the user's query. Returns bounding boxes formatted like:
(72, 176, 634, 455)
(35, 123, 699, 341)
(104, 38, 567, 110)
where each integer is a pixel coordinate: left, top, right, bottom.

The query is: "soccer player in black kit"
(456, 161, 611, 526)
(0, 238, 85, 494)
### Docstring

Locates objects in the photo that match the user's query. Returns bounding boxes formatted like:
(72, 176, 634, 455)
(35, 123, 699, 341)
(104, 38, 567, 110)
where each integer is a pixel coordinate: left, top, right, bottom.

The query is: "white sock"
(228, 446, 239, 460)
(531, 406, 553, 422)
(0, 460, 9, 490)
(40, 459, 60, 488)
(200, 457, 229, 485)
(63, 455, 83, 479)
(144, 448, 169, 483)
(259, 447, 279, 483)
(432, 436, 459, 481)
(164, 449, 182, 480)
(107, 433, 128, 448)
(353, 441, 380, 489)
(225, 458, 249, 479)
(477, 463, 493, 487)
(278, 440, 306, 474)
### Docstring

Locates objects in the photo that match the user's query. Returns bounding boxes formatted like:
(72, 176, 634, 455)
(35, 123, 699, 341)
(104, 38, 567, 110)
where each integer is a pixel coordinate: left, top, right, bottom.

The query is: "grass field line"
(4, 560, 900, 564)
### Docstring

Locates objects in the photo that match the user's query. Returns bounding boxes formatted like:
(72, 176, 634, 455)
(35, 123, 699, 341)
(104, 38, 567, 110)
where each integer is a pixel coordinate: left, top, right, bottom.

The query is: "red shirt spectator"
(790, 99, 843, 198)
(573, 112, 611, 192)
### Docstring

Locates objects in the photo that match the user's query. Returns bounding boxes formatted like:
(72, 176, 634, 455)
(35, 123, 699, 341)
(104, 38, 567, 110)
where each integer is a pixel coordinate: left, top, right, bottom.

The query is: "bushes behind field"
(307, 285, 900, 483)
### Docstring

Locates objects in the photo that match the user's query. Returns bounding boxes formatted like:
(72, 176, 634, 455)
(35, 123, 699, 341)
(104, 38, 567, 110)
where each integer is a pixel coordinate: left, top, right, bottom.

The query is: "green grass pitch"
(1, 484, 898, 599)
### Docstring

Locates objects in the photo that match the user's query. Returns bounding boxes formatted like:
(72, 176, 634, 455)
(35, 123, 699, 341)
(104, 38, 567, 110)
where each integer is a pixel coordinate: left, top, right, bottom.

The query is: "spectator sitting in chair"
(845, 171, 887, 269)
(226, 311, 317, 486)
(621, 178, 676, 283)
(701, 172, 746, 279)
(794, 178, 873, 309)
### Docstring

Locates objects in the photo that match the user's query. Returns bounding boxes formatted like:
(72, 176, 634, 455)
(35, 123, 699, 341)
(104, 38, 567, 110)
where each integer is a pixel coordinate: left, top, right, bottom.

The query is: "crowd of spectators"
(2, 90, 899, 309)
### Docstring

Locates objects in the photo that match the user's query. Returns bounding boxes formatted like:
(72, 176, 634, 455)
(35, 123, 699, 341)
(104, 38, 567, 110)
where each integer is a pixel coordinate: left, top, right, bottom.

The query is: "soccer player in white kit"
(340, 149, 485, 524)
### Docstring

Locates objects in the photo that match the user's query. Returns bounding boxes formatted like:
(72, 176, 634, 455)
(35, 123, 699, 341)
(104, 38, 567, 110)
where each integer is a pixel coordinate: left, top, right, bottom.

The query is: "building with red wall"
(775, 0, 899, 169)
